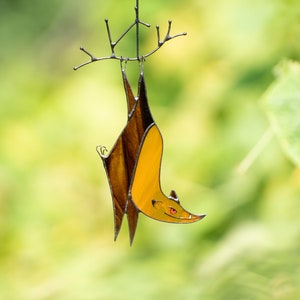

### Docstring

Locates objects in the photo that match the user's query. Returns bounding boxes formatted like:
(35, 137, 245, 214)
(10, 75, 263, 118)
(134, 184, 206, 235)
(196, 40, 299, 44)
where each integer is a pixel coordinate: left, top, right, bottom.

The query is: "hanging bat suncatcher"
(97, 70, 205, 244)
(74, 0, 206, 244)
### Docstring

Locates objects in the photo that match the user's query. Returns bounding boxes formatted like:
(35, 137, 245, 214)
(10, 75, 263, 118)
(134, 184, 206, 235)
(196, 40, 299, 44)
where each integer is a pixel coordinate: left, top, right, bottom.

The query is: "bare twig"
(74, 0, 186, 70)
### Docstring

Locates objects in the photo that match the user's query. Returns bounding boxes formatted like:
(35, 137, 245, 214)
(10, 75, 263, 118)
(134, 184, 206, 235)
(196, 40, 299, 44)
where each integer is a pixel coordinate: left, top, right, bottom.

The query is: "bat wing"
(98, 71, 155, 244)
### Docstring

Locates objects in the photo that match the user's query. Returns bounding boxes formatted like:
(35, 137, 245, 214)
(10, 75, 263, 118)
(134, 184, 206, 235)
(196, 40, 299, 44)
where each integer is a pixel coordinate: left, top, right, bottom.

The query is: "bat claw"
(96, 145, 108, 158)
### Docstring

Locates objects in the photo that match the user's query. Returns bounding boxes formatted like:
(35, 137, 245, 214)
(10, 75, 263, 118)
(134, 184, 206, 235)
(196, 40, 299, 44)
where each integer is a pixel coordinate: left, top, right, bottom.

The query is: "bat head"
(150, 190, 206, 223)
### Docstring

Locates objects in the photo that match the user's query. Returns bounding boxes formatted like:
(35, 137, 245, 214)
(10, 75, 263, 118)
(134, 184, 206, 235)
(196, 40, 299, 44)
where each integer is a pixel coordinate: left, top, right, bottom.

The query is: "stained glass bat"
(97, 70, 205, 244)
(75, 0, 206, 245)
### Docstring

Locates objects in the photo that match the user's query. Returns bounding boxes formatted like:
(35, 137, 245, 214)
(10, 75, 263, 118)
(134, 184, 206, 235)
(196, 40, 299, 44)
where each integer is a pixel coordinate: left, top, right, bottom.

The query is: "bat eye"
(169, 207, 177, 215)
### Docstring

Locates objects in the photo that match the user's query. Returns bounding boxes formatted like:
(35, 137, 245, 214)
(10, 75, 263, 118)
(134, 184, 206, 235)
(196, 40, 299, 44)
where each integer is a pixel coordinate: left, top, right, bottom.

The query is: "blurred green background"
(1, 0, 300, 299)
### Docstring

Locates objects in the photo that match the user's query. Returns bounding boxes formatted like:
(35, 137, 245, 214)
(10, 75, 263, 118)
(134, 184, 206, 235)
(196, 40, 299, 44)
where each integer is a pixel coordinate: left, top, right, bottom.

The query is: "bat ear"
(169, 190, 180, 202)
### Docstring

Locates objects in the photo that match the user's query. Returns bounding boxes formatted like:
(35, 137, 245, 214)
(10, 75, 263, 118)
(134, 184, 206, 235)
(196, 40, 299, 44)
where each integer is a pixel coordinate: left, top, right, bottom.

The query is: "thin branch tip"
(74, 4, 187, 69)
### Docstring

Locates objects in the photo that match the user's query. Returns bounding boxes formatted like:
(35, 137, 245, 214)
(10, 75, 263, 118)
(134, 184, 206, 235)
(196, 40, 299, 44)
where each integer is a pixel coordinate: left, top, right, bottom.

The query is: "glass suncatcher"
(74, 0, 205, 245)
